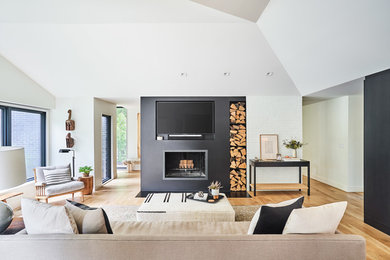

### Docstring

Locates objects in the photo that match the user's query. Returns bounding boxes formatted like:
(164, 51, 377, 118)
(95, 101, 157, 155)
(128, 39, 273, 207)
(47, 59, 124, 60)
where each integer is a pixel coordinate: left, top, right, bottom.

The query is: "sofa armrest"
(35, 182, 46, 197)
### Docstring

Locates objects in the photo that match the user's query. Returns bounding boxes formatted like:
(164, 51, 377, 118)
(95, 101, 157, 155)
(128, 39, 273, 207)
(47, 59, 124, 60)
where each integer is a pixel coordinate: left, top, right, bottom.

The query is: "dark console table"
(249, 159, 310, 196)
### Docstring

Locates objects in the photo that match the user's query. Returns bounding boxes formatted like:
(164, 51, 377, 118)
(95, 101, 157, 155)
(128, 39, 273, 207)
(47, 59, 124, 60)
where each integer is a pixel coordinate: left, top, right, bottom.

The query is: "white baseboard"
(309, 174, 363, 192)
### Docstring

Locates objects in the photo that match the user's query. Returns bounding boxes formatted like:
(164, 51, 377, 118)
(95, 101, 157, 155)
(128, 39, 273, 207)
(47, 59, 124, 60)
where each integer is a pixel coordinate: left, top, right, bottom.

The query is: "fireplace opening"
(163, 150, 208, 180)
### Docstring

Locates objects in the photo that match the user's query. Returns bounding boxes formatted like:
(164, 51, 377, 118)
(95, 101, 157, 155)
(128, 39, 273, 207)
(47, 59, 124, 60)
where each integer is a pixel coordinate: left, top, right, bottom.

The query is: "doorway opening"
(116, 107, 127, 169)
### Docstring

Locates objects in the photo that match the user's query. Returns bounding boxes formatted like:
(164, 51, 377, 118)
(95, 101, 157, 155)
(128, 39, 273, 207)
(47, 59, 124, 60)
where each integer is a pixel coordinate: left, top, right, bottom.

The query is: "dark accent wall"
(141, 96, 245, 192)
(364, 69, 390, 235)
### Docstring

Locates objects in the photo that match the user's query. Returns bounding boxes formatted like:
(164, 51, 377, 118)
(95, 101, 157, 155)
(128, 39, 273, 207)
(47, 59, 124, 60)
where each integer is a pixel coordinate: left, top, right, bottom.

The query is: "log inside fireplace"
(163, 150, 208, 180)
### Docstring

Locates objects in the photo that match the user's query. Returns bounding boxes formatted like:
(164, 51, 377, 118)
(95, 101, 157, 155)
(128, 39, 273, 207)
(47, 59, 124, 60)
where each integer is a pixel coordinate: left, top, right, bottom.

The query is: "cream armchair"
(34, 164, 84, 203)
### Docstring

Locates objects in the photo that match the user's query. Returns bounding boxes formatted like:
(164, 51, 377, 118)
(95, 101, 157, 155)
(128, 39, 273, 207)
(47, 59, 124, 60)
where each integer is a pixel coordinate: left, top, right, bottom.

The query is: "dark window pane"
(11, 110, 42, 180)
(102, 115, 112, 183)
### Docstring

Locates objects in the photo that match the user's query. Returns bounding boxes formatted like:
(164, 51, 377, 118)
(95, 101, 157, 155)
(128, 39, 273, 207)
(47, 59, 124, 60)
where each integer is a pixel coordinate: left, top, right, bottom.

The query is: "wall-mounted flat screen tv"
(156, 101, 215, 134)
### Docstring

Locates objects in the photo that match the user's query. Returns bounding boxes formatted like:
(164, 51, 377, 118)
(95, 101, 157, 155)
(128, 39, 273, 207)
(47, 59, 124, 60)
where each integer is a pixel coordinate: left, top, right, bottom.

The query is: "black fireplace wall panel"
(141, 96, 245, 192)
(364, 69, 390, 235)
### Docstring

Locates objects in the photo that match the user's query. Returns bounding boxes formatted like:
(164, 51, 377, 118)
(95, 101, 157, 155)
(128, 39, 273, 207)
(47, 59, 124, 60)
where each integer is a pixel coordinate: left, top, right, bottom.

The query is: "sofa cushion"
(66, 200, 113, 234)
(21, 198, 78, 234)
(254, 197, 304, 234)
(283, 201, 347, 234)
(110, 221, 251, 235)
(45, 181, 84, 196)
(35, 164, 71, 183)
(248, 196, 304, 234)
(35, 166, 55, 183)
(65, 201, 108, 234)
(43, 168, 72, 185)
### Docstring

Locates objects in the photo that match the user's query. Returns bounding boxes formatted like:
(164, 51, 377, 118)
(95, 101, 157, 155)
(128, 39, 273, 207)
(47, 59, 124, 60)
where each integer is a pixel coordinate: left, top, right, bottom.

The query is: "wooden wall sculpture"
(66, 109, 75, 131)
(65, 109, 75, 148)
(229, 102, 247, 191)
(66, 133, 74, 148)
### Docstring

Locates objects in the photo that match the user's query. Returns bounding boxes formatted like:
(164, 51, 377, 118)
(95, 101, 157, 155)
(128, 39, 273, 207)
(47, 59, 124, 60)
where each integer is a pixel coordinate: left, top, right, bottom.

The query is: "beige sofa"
(0, 221, 365, 260)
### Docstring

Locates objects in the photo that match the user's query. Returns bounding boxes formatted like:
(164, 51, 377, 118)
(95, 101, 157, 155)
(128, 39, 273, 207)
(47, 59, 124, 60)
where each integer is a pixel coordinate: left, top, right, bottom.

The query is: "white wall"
(93, 98, 117, 189)
(0, 54, 55, 209)
(303, 95, 364, 192)
(0, 54, 55, 109)
(125, 104, 140, 159)
(50, 97, 95, 179)
(247, 96, 303, 184)
(50, 97, 117, 190)
(348, 95, 364, 191)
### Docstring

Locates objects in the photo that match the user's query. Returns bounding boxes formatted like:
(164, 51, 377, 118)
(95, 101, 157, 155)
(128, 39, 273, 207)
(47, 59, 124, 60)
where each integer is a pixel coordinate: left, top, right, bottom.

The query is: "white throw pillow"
(65, 201, 108, 234)
(43, 168, 71, 185)
(247, 197, 304, 234)
(282, 201, 347, 234)
(21, 198, 78, 234)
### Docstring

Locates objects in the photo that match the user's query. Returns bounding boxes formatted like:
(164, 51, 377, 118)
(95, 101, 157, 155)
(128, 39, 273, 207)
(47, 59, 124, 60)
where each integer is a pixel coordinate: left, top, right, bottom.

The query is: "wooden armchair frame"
(34, 169, 84, 203)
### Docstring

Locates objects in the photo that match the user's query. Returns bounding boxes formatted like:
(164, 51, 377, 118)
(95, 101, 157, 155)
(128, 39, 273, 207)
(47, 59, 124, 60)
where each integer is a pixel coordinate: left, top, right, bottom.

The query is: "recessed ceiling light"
(266, 72, 274, 76)
(224, 72, 231, 76)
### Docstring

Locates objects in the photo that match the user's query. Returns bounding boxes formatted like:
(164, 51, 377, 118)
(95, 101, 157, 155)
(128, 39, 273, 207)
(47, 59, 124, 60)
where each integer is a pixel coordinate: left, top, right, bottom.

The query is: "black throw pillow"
(66, 200, 113, 234)
(253, 197, 304, 234)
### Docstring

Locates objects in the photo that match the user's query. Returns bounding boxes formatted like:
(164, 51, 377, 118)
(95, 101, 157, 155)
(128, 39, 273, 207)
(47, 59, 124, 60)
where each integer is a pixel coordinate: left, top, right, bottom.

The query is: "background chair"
(34, 164, 84, 203)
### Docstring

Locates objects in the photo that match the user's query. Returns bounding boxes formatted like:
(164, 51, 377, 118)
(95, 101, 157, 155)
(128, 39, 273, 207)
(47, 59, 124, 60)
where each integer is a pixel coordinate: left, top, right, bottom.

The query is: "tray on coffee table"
(186, 193, 223, 203)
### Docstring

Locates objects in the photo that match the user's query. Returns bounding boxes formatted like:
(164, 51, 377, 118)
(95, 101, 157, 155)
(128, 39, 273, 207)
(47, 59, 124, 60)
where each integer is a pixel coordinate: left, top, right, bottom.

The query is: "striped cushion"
(43, 168, 71, 185)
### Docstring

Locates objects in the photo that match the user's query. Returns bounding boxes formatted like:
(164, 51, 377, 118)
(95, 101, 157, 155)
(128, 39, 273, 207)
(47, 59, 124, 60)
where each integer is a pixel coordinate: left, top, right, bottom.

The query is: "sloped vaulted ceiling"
(1, 0, 387, 100)
(0, 0, 299, 103)
(258, 0, 390, 96)
(191, 0, 270, 22)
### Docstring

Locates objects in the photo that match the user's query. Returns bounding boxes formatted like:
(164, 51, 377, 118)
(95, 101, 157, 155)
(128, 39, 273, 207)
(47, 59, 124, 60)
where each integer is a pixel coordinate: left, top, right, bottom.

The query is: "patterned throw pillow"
(43, 168, 71, 185)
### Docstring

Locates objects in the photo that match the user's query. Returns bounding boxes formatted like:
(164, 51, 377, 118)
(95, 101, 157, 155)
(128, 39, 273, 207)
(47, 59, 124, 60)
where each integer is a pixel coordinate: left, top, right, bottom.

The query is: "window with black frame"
(0, 105, 46, 181)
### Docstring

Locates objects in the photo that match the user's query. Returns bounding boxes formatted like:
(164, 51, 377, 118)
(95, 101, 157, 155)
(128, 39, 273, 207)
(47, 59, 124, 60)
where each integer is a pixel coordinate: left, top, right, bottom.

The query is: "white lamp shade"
(0, 147, 26, 190)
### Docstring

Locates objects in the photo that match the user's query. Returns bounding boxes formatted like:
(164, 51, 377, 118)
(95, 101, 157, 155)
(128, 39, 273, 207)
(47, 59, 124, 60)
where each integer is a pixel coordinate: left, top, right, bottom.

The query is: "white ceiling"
(191, 0, 270, 22)
(258, 0, 390, 96)
(0, 23, 299, 102)
(0, 0, 247, 23)
(0, 0, 389, 102)
(303, 78, 364, 105)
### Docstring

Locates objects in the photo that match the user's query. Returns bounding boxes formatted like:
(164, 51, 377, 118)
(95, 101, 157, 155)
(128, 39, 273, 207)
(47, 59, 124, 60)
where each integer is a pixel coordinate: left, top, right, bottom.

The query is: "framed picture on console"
(260, 134, 279, 160)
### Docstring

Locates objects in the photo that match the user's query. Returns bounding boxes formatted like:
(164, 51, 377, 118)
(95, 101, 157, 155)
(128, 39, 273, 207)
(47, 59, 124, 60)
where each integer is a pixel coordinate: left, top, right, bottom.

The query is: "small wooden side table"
(78, 176, 93, 195)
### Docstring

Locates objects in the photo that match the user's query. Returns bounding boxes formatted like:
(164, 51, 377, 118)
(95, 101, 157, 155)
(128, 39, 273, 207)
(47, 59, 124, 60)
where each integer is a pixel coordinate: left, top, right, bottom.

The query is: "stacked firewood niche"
(229, 102, 247, 191)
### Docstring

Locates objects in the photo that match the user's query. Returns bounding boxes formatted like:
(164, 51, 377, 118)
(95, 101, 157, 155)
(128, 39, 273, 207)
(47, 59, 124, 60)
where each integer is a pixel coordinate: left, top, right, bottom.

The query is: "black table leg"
(254, 166, 257, 197)
(299, 166, 302, 191)
(307, 165, 310, 196)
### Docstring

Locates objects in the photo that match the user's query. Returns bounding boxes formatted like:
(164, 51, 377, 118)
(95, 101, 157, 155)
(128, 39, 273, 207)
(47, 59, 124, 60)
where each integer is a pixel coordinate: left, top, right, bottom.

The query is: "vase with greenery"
(283, 139, 304, 158)
(79, 166, 93, 177)
(208, 181, 223, 199)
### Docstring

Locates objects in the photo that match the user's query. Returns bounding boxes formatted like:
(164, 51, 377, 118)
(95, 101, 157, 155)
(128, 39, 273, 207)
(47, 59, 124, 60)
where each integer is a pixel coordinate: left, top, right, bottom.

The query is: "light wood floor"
(51, 170, 390, 260)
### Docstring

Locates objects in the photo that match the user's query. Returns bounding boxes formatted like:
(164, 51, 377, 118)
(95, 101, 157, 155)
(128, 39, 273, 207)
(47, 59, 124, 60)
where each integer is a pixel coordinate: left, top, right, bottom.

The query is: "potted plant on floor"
(283, 138, 304, 158)
(208, 181, 223, 199)
(79, 166, 93, 177)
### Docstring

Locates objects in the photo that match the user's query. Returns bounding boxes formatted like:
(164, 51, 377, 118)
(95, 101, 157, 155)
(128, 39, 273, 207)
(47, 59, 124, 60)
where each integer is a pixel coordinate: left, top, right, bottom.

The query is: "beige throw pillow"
(21, 198, 78, 234)
(65, 201, 108, 234)
(283, 201, 347, 234)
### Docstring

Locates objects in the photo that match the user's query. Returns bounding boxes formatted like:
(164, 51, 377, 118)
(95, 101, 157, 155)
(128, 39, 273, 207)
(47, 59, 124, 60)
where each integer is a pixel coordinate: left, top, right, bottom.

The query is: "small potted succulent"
(208, 181, 223, 199)
(79, 166, 93, 177)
